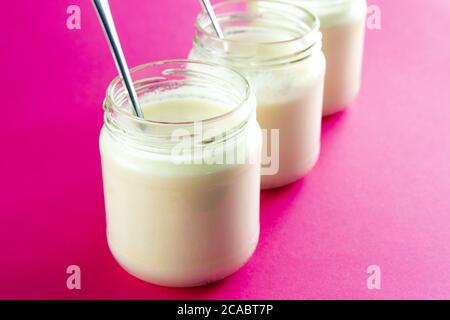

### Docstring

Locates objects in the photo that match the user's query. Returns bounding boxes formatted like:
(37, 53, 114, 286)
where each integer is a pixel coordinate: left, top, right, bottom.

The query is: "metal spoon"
(199, 0, 225, 39)
(92, 0, 143, 118)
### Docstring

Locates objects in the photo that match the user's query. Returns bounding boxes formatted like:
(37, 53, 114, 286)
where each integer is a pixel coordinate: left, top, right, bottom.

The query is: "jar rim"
(105, 59, 253, 127)
(195, 0, 320, 46)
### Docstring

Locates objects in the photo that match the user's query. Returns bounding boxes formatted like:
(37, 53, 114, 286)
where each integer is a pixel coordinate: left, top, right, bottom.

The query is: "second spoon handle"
(199, 0, 225, 39)
(92, 0, 143, 118)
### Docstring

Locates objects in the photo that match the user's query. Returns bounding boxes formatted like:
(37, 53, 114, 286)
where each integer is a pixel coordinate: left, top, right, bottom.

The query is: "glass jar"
(297, 0, 368, 115)
(191, 0, 326, 189)
(100, 60, 261, 287)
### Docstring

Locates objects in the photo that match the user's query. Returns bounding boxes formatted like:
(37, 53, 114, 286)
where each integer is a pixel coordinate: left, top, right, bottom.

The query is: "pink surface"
(1, 0, 450, 300)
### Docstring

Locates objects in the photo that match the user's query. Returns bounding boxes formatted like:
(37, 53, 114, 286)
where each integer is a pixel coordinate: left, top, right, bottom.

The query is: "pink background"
(1, 0, 450, 300)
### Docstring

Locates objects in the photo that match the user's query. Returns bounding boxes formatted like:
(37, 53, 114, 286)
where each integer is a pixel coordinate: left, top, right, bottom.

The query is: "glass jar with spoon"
(191, 0, 326, 189)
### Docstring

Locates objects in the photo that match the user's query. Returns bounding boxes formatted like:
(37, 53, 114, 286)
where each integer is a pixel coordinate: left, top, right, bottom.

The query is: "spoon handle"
(198, 0, 225, 39)
(92, 0, 143, 118)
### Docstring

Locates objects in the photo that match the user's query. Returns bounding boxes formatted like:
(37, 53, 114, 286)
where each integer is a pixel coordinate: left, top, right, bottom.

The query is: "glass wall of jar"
(191, 0, 326, 189)
(297, 0, 368, 115)
(100, 60, 261, 287)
